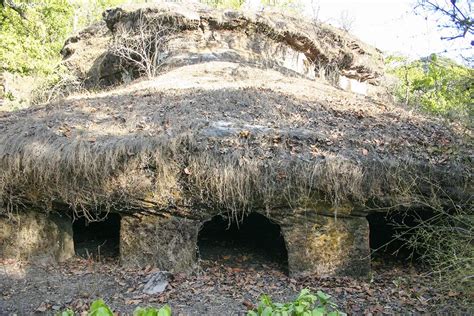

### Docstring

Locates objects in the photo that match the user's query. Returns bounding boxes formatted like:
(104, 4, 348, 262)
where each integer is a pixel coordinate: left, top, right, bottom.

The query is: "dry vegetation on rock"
(0, 63, 470, 220)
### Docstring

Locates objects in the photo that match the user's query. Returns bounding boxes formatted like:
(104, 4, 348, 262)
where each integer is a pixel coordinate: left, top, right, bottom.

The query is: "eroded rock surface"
(0, 212, 74, 262)
(121, 215, 200, 273)
(62, 2, 384, 89)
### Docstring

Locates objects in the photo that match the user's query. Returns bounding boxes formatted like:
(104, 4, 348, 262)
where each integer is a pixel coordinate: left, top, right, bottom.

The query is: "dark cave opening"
(72, 213, 121, 260)
(367, 210, 434, 263)
(198, 213, 288, 273)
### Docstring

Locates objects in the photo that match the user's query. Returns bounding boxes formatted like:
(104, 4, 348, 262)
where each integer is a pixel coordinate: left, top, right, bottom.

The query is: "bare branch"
(337, 10, 355, 32)
(111, 11, 177, 79)
(416, 0, 473, 44)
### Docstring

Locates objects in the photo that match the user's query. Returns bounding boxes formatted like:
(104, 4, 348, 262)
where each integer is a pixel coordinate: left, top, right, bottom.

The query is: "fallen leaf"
(125, 299, 142, 305)
(448, 290, 459, 297)
(243, 300, 255, 310)
(239, 130, 250, 138)
(36, 302, 49, 312)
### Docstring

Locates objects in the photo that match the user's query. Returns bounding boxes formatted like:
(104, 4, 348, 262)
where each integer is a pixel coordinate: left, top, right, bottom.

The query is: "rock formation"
(0, 3, 471, 277)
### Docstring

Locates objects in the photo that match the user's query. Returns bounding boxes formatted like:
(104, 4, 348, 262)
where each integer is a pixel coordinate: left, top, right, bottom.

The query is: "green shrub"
(201, 0, 301, 10)
(0, 0, 139, 109)
(394, 201, 473, 293)
(248, 289, 346, 316)
(57, 292, 344, 315)
(0, 0, 74, 75)
(386, 54, 473, 122)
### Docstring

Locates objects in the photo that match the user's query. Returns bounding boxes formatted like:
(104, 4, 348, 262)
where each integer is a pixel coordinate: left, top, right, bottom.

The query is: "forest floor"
(1, 242, 472, 316)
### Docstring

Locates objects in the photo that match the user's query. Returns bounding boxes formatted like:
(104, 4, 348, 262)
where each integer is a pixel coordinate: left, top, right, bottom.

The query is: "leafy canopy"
(386, 54, 473, 120)
(0, 0, 74, 74)
(0, 0, 130, 75)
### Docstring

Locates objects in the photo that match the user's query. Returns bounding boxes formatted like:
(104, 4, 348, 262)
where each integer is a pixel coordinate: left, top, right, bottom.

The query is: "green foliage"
(0, 0, 134, 109)
(386, 54, 473, 121)
(261, 0, 303, 14)
(0, 0, 135, 75)
(248, 289, 346, 316)
(201, 0, 301, 11)
(89, 299, 114, 316)
(201, 0, 246, 9)
(56, 300, 172, 316)
(0, 0, 74, 75)
(57, 309, 74, 316)
(134, 305, 172, 316)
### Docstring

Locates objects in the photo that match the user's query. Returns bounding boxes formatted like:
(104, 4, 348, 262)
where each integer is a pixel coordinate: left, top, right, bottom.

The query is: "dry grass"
(0, 63, 471, 221)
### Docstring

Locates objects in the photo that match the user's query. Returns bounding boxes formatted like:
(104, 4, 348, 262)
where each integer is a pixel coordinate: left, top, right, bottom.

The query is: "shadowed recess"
(73, 213, 121, 260)
(198, 213, 288, 273)
(367, 210, 435, 262)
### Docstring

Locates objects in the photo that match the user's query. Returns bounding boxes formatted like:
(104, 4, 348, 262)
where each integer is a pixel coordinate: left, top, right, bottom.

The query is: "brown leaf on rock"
(243, 300, 255, 310)
(35, 302, 49, 312)
(239, 130, 250, 138)
(125, 299, 142, 305)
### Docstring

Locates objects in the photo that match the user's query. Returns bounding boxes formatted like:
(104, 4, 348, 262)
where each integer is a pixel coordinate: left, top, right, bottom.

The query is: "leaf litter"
(0, 253, 472, 315)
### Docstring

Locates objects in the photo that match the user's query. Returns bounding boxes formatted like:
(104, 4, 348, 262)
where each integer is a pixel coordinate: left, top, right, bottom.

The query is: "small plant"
(56, 300, 172, 316)
(88, 299, 114, 316)
(134, 305, 172, 316)
(57, 309, 74, 316)
(248, 289, 346, 316)
(5, 91, 15, 101)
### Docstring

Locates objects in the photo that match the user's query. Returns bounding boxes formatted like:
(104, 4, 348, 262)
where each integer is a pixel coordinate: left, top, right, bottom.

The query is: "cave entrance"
(367, 210, 432, 264)
(198, 213, 288, 273)
(73, 213, 121, 261)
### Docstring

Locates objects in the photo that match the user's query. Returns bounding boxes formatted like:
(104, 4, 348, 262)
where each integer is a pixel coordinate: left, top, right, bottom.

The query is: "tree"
(337, 10, 355, 32)
(0, 0, 26, 18)
(0, 0, 133, 75)
(0, 1, 75, 75)
(386, 54, 473, 121)
(416, 0, 473, 45)
(111, 11, 177, 79)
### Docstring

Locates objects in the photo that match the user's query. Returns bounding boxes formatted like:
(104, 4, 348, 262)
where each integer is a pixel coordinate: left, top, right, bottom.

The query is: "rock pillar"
(0, 211, 74, 262)
(120, 214, 200, 272)
(281, 214, 370, 277)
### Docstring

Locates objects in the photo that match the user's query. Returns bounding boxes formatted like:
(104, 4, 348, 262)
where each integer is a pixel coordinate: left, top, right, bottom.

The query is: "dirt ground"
(1, 244, 472, 316)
